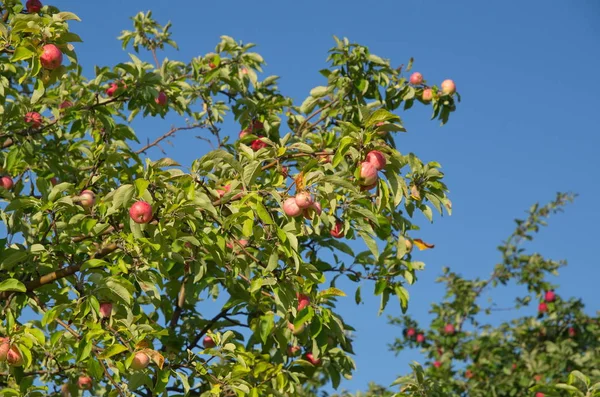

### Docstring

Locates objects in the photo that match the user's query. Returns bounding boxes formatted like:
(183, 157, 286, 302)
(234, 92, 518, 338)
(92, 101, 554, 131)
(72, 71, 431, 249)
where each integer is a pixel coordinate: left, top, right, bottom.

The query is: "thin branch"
(186, 307, 230, 351)
(96, 354, 126, 397)
(135, 123, 205, 155)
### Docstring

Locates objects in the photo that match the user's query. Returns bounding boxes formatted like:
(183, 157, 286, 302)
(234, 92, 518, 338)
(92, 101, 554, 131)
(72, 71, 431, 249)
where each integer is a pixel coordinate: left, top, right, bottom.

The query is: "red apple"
(203, 336, 216, 348)
(294, 192, 313, 209)
(330, 220, 344, 238)
(77, 375, 92, 390)
(130, 351, 150, 370)
(79, 190, 95, 209)
(105, 83, 118, 97)
(287, 345, 301, 356)
(283, 197, 302, 217)
(416, 333, 425, 343)
(129, 201, 153, 224)
(50, 177, 58, 186)
(7, 345, 23, 367)
(0, 337, 9, 362)
(465, 369, 473, 379)
(441, 79, 456, 95)
(568, 327, 576, 337)
(217, 184, 231, 198)
(40, 44, 63, 70)
(297, 293, 310, 311)
(409, 72, 423, 85)
(155, 91, 168, 106)
(0, 176, 14, 190)
(433, 361, 442, 368)
(422, 88, 433, 102)
(24, 111, 42, 128)
(26, 0, 42, 13)
(444, 324, 456, 335)
(305, 352, 321, 366)
(511, 363, 517, 370)
(544, 290, 556, 302)
(99, 302, 112, 319)
(534, 374, 543, 382)
(250, 138, 267, 151)
(366, 150, 386, 171)
(538, 302, 548, 314)
(303, 202, 322, 219)
(209, 62, 216, 69)
(359, 161, 378, 186)
(59, 100, 73, 110)
(406, 328, 416, 338)
(535, 393, 544, 397)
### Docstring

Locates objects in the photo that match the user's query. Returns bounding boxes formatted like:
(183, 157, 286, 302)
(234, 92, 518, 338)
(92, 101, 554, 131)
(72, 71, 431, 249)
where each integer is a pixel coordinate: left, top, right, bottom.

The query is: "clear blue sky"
(52, 0, 600, 393)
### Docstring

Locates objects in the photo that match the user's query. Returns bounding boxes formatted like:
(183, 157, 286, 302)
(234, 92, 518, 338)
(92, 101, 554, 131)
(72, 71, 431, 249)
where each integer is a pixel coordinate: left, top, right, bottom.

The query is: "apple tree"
(0, 2, 460, 396)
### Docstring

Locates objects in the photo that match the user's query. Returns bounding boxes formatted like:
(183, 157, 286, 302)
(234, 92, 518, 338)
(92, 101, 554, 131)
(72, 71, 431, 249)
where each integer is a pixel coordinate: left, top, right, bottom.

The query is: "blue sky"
(46, 0, 600, 393)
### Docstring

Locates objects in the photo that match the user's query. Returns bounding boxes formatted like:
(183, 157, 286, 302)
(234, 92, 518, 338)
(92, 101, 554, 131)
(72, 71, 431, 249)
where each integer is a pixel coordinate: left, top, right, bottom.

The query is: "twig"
(96, 354, 126, 397)
(135, 123, 205, 155)
(186, 307, 230, 350)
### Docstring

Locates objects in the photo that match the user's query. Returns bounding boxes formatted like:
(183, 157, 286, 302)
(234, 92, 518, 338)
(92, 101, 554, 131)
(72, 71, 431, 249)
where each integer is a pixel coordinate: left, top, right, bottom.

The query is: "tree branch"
(135, 123, 205, 155)
(186, 307, 230, 350)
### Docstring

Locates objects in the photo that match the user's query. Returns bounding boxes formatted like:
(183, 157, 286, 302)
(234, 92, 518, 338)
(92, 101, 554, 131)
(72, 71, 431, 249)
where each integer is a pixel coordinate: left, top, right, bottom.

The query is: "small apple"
(303, 202, 322, 219)
(330, 220, 344, 238)
(79, 190, 96, 209)
(283, 197, 302, 217)
(441, 79, 456, 95)
(534, 374, 543, 382)
(0, 337, 9, 362)
(40, 44, 63, 70)
(59, 100, 73, 110)
(7, 345, 23, 367)
(535, 393, 544, 397)
(297, 293, 310, 311)
(0, 176, 14, 190)
(217, 184, 231, 198)
(416, 333, 425, 343)
(77, 375, 93, 390)
(568, 327, 576, 337)
(130, 351, 150, 370)
(406, 328, 416, 338)
(305, 352, 321, 366)
(24, 111, 42, 128)
(294, 192, 313, 209)
(433, 361, 442, 368)
(465, 369, 473, 379)
(365, 150, 386, 171)
(250, 138, 267, 151)
(105, 83, 119, 97)
(409, 72, 423, 85)
(129, 201, 153, 224)
(544, 290, 556, 302)
(444, 324, 456, 335)
(203, 336, 216, 348)
(26, 0, 42, 13)
(50, 177, 58, 186)
(359, 161, 378, 186)
(422, 88, 433, 102)
(511, 363, 517, 370)
(538, 302, 548, 314)
(99, 302, 112, 319)
(155, 91, 168, 106)
(209, 62, 216, 69)
(287, 345, 301, 356)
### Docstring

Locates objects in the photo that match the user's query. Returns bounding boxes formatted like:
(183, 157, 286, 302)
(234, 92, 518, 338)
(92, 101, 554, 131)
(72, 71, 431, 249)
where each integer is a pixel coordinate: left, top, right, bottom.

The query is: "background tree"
(0, 2, 459, 396)
(318, 193, 599, 396)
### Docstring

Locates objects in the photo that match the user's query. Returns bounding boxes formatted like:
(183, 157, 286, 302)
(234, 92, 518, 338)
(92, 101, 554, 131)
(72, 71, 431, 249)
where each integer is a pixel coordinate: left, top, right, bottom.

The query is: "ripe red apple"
(283, 197, 302, 217)
(105, 83, 118, 97)
(433, 361, 442, 368)
(50, 177, 58, 186)
(409, 72, 423, 85)
(534, 374, 543, 382)
(24, 111, 42, 128)
(297, 293, 310, 311)
(0, 337, 9, 362)
(0, 176, 14, 190)
(422, 88, 433, 102)
(441, 79, 456, 95)
(77, 375, 93, 390)
(538, 302, 548, 314)
(303, 202, 322, 219)
(130, 351, 150, 370)
(226, 239, 248, 250)
(511, 363, 517, 370)
(129, 201, 153, 224)
(465, 369, 473, 379)
(250, 138, 267, 151)
(155, 91, 168, 106)
(40, 44, 63, 70)
(444, 324, 456, 335)
(535, 393, 544, 397)
(366, 150, 386, 171)
(359, 161, 378, 186)
(203, 336, 216, 348)
(568, 327, 576, 337)
(416, 333, 425, 343)
(26, 0, 42, 13)
(7, 345, 23, 367)
(294, 192, 313, 209)
(406, 328, 416, 338)
(305, 352, 321, 366)
(330, 220, 344, 238)
(287, 345, 301, 356)
(99, 302, 112, 319)
(217, 184, 231, 198)
(544, 290, 556, 302)
(209, 62, 216, 69)
(59, 100, 73, 110)
(79, 190, 95, 209)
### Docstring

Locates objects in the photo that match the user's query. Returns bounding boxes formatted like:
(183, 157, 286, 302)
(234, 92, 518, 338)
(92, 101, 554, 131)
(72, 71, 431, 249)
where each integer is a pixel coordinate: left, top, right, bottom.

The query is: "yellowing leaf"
(144, 349, 165, 370)
(413, 239, 435, 251)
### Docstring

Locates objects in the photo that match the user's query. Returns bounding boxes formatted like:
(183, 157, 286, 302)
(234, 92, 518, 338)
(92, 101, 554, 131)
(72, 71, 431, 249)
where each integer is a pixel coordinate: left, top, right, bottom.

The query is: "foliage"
(0, 2, 459, 396)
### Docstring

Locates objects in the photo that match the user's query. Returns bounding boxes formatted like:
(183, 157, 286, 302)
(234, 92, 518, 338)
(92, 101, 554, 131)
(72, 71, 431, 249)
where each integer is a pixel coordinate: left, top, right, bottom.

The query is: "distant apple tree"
(0, 2, 460, 396)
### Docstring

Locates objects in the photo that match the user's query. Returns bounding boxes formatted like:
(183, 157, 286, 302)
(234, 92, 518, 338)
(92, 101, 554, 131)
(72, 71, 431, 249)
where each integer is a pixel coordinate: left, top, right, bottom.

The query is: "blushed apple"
(297, 293, 310, 311)
(7, 345, 23, 367)
(105, 83, 119, 97)
(444, 324, 456, 335)
(99, 302, 112, 319)
(250, 138, 267, 151)
(294, 192, 313, 209)
(0, 337, 9, 362)
(287, 345, 301, 356)
(359, 161, 378, 186)
(59, 100, 73, 110)
(422, 88, 433, 102)
(40, 44, 63, 70)
(77, 375, 92, 390)
(330, 220, 344, 238)
(129, 201, 153, 224)
(544, 290, 556, 302)
(26, 0, 42, 13)
(130, 351, 150, 370)
(303, 202, 322, 219)
(416, 333, 425, 343)
(538, 302, 548, 314)
(79, 190, 95, 208)
(0, 176, 14, 190)
(203, 336, 216, 348)
(24, 111, 42, 128)
(305, 352, 321, 366)
(409, 72, 423, 85)
(406, 328, 416, 338)
(441, 79, 456, 95)
(433, 361, 442, 368)
(366, 150, 386, 171)
(283, 197, 302, 217)
(155, 91, 168, 106)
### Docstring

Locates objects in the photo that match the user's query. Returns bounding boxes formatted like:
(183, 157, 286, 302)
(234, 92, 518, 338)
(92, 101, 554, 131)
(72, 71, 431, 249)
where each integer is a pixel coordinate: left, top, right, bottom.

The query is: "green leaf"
(309, 86, 330, 98)
(318, 288, 346, 298)
(258, 313, 274, 344)
(81, 259, 110, 270)
(0, 278, 26, 292)
(365, 108, 400, 127)
(111, 184, 135, 209)
(98, 344, 128, 359)
(254, 201, 273, 225)
(11, 46, 35, 62)
(31, 79, 45, 104)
